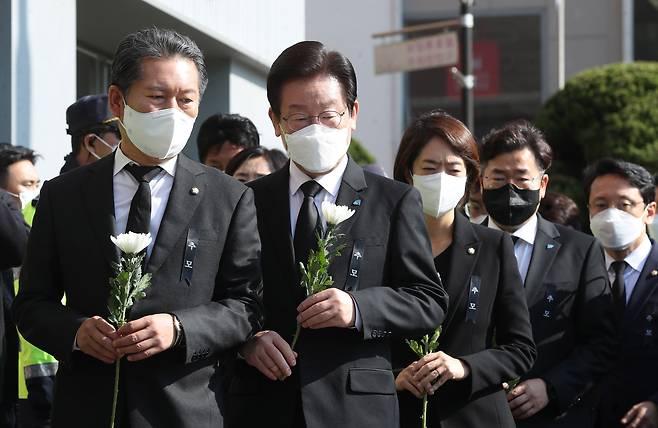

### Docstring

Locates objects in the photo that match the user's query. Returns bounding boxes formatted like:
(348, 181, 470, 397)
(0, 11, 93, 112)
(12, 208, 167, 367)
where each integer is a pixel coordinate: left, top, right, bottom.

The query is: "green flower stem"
(109, 283, 129, 428)
(421, 394, 428, 428)
(110, 357, 120, 428)
(291, 323, 301, 351)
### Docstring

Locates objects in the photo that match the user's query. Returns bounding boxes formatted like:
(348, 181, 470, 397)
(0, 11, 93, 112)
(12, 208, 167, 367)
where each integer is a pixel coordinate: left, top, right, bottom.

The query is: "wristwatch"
(171, 314, 184, 347)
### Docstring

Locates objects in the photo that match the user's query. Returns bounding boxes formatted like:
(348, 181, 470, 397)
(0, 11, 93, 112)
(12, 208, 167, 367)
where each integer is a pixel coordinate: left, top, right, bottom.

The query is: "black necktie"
(294, 180, 323, 271)
(611, 260, 627, 311)
(124, 164, 163, 235)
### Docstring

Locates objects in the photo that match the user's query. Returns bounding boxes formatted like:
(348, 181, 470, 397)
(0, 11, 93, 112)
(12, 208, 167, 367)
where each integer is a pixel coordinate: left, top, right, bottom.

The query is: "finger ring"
(432, 369, 439, 377)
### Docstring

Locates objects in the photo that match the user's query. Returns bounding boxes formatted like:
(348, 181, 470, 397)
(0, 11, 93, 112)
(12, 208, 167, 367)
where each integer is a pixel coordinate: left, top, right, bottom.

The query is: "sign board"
(446, 40, 500, 97)
(374, 32, 458, 75)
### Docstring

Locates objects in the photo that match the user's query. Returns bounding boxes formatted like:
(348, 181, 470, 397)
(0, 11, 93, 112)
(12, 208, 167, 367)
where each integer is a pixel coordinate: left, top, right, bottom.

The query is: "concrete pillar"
(0, 0, 77, 180)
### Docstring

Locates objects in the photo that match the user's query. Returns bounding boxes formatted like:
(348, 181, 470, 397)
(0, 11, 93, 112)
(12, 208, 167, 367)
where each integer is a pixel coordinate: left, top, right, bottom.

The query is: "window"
(634, 0, 658, 61)
(77, 45, 112, 98)
(404, 14, 542, 138)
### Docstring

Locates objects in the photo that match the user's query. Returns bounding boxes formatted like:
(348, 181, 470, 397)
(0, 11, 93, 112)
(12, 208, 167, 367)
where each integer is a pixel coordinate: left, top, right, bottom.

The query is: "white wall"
(229, 61, 284, 150)
(145, 0, 306, 66)
(306, 0, 404, 175)
(4, 0, 77, 181)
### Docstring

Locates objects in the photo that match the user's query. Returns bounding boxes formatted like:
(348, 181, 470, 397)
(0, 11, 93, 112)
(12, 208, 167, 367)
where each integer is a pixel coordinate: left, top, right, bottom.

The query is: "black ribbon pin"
(344, 239, 364, 292)
(466, 276, 481, 323)
(542, 284, 557, 319)
(181, 228, 198, 285)
(644, 306, 656, 346)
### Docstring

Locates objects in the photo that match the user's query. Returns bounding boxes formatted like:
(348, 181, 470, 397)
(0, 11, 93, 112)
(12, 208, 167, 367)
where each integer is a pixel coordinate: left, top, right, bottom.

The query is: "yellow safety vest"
(16, 202, 58, 399)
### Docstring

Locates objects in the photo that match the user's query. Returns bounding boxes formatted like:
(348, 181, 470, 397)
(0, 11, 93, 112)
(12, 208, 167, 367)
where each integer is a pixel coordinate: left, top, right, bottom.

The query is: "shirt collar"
(604, 233, 652, 273)
(113, 143, 177, 178)
(488, 214, 538, 245)
(289, 155, 348, 198)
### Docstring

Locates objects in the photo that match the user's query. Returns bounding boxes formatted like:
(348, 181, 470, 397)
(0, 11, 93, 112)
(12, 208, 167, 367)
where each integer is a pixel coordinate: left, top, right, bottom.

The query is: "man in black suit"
(0, 189, 29, 427)
(584, 159, 658, 428)
(13, 28, 262, 428)
(226, 41, 448, 428)
(479, 121, 617, 427)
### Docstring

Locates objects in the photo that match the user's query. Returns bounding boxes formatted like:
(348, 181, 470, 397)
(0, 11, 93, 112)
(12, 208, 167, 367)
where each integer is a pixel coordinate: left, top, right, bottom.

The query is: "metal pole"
(460, 0, 475, 131)
(621, 0, 634, 63)
(556, 0, 565, 89)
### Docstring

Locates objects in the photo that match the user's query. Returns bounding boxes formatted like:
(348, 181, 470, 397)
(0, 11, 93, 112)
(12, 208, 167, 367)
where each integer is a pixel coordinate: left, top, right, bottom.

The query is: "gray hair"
(110, 27, 208, 97)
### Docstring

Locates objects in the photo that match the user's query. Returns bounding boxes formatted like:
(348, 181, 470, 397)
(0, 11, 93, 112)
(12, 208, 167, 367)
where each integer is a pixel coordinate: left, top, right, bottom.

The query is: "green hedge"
(348, 137, 376, 165)
(535, 62, 658, 203)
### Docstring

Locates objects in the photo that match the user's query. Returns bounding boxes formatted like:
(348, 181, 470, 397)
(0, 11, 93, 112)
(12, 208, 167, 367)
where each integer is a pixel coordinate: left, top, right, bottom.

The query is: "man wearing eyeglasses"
(225, 41, 448, 428)
(479, 121, 616, 428)
(584, 159, 658, 428)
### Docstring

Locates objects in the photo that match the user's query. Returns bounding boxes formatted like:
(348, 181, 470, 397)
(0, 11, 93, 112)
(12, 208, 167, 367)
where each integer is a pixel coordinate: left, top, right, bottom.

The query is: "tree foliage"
(536, 62, 658, 188)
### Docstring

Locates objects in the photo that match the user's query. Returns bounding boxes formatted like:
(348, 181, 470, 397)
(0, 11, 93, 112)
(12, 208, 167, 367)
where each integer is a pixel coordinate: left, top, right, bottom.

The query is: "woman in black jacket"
(392, 110, 536, 428)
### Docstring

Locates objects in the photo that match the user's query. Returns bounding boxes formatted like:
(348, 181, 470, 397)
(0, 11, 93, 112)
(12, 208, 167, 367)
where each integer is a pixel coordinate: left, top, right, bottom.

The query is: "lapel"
(329, 158, 367, 288)
(524, 215, 562, 303)
(262, 165, 297, 277)
(333, 157, 367, 238)
(625, 241, 658, 325)
(81, 153, 120, 268)
(442, 212, 480, 327)
(146, 155, 206, 273)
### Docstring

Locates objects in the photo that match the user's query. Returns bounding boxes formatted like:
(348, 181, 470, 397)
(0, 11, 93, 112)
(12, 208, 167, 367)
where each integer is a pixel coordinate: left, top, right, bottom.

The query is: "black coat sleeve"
(12, 181, 88, 364)
(541, 238, 617, 413)
(460, 232, 537, 397)
(0, 189, 29, 269)
(351, 187, 448, 339)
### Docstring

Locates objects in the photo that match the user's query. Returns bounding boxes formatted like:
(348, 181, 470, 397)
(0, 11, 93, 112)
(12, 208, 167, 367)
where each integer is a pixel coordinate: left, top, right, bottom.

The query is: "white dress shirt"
(288, 155, 362, 329)
(288, 155, 348, 236)
(113, 146, 177, 258)
(604, 233, 652, 304)
(488, 214, 538, 284)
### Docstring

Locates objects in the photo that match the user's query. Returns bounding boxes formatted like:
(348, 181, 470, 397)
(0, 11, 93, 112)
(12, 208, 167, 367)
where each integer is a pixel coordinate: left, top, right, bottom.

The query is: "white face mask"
(8, 187, 40, 210)
(87, 134, 116, 160)
(283, 124, 350, 174)
(120, 100, 195, 160)
(413, 172, 467, 218)
(648, 218, 658, 240)
(590, 207, 646, 251)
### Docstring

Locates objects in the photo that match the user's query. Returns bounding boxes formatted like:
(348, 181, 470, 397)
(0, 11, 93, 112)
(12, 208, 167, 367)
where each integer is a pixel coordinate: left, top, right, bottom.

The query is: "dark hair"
(393, 110, 480, 191)
(0, 144, 38, 187)
(197, 114, 260, 162)
(267, 41, 357, 117)
(480, 120, 553, 171)
(111, 27, 208, 96)
(539, 192, 582, 230)
(225, 147, 288, 177)
(583, 158, 655, 205)
(71, 124, 121, 155)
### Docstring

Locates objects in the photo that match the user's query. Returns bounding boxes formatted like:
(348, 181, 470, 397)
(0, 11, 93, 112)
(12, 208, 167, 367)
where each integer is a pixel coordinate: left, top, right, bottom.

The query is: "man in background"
(61, 94, 120, 174)
(196, 113, 260, 170)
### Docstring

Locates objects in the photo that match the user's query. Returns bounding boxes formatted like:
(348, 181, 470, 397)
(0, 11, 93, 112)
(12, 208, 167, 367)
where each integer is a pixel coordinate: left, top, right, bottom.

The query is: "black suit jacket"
(595, 240, 658, 427)
(395, 212, 536, 428)
(0, 190, 28, 404)
(12, 153, 263, 428)
(226, 159, 448, 428)
(511, 215, 616, 428)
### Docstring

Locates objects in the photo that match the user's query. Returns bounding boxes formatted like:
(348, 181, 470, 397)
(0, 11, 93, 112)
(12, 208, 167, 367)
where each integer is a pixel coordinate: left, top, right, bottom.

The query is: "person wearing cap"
(61, 94, 121, 174)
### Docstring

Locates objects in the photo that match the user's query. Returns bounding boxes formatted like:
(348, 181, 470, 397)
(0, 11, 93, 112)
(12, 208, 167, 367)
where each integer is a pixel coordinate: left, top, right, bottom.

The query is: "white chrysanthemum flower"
(321, 201, 355, 226)
(110, 232, 152, 254)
